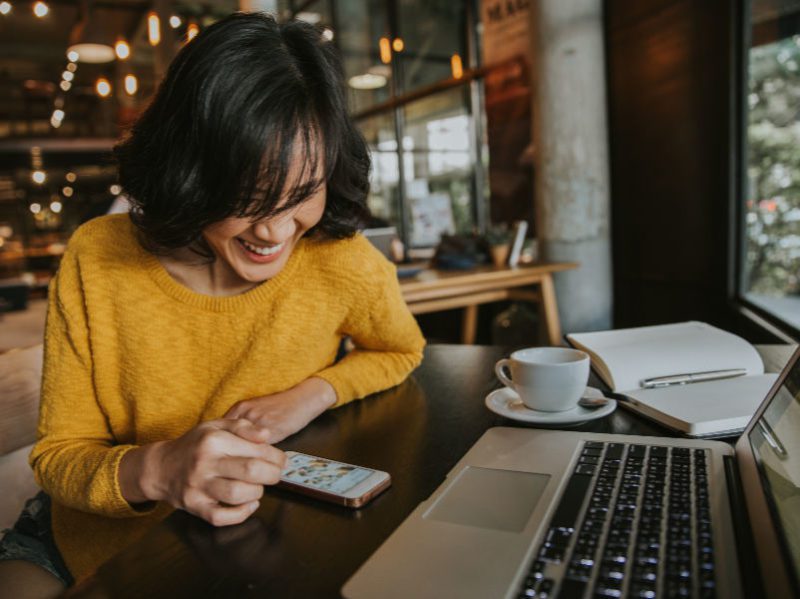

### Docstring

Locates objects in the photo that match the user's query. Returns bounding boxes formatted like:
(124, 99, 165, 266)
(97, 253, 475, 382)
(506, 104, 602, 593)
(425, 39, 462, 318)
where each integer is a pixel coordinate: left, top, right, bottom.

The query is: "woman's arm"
(225, 253, 425, 443)
(312, 256, 426, 405)
(29, 255, 149, 517)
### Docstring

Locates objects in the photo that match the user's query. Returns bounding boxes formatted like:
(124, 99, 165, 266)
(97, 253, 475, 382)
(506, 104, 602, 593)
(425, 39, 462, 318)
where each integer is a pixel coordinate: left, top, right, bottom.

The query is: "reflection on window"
(361, 112, 400, 225)
(335, 0, 392, 114)
(403, 88, 474, 246)
(396, 0, 466, 92)
(744, 11, 800, 330)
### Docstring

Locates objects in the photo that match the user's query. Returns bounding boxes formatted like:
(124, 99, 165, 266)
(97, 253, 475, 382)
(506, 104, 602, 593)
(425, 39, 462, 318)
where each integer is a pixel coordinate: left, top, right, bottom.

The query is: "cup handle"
(495, 359, 514, 388)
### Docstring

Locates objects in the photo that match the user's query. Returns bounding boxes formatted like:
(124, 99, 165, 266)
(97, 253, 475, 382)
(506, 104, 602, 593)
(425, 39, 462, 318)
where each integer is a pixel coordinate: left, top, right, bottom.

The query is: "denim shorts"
(0, 492, 73, 586)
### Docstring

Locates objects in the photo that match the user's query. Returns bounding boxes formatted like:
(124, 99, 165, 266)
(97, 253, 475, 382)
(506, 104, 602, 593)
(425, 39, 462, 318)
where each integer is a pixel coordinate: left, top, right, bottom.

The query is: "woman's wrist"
(119, 441, 168, 505)
(307, 376, 337, 410)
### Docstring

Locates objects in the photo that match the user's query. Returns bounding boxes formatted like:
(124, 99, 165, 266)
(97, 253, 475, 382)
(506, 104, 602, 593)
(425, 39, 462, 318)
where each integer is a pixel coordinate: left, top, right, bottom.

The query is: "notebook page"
(569, 321, 764, 392)
(625, 373, 778, 436)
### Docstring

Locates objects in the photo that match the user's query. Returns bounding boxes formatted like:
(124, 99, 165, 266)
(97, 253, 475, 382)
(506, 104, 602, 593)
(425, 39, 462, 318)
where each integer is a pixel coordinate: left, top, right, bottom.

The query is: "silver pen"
(640, 368, 748, 389)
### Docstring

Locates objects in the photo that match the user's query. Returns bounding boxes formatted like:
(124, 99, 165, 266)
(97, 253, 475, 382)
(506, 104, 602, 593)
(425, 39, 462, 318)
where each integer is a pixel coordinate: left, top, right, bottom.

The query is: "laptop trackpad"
(424, 467, 551, 533)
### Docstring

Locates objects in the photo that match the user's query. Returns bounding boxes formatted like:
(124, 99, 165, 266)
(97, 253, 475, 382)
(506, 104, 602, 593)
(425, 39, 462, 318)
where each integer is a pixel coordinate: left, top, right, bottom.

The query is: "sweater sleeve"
(315, 255, 425, 407)
(29, 248, 154, 518)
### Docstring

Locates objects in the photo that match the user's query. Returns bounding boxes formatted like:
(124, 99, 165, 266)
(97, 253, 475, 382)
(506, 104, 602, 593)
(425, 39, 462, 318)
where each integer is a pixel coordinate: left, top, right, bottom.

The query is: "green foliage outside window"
(746, 37, 800, 297)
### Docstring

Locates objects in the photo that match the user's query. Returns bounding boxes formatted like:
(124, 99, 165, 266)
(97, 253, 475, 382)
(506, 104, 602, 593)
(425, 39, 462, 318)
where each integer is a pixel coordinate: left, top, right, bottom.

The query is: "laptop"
(342, 347, 800, 598)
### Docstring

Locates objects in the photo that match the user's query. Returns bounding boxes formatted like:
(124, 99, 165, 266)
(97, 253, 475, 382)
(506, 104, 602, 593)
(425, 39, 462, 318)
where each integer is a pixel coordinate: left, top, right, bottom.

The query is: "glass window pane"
(396, 0, 467, 92)
(335, 0, 392, 114)
(744, 4, 800, 329)
(402, 87, 475, 247)
(359, 112, 400, 225)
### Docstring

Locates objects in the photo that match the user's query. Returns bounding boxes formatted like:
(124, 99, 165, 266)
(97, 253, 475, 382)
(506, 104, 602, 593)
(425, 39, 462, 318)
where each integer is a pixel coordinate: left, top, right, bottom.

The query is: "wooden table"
(400, 262, 578, 345)
(62, 344, 793, 599)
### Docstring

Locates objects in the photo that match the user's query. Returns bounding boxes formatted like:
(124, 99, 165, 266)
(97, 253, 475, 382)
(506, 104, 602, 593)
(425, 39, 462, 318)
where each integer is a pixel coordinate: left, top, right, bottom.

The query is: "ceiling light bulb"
(66, 172, 76, 183)
(32, 171, 46, 184)
(60, 80, 72, 91)
(0, 2, 11, 16)
(67, 50, 80, 62)
(392, 38, 404, 52)
(379, 37, 391, 64)
(66, 62, 77, 72)
(451, 53, 463, 79)
(52, 109, 64, 121)
(62, 70, 74, 82)
(50, 116, 62, 128)
(186, 22, 199, 41)
(62, 186, 73, 197)
(322, 28, 334, 42)
(115, 39, 130, 60)
(33, 1, 47, 17)
(96, 78, 111, 98)
(109, 184, 122, 195)
(30, 203, 42, 214)
(169, 15, 181, 28)
(124, 74, 137, 95)
(148, 12, 160, 46)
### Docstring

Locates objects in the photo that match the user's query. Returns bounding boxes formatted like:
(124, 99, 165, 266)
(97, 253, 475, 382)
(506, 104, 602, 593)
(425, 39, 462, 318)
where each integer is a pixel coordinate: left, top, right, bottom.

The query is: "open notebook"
(566, 321, 778, 437)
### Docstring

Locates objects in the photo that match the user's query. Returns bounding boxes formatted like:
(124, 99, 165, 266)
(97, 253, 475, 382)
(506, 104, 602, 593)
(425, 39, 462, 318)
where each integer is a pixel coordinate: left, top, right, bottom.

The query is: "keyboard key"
(550, 473, 593, 531)
(650, 446, 668, 458)
(557, 579, 586, 598)
(605, 444, 625, 460)
(539, 545, 564, 563)
(628, 582, 657, 598)
(628, 444, 647, 458)
(585, 441, 605, 449)
(575, 464, 597, 476)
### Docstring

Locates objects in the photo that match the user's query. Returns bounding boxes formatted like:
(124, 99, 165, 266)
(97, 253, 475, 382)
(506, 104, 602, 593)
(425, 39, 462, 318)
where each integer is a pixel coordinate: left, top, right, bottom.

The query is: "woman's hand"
(224, 377, 337, 444)
(119, 418, 286, 527)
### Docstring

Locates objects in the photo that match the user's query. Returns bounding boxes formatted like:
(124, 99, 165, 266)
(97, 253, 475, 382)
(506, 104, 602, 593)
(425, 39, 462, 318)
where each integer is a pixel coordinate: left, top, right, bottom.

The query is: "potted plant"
(484, 223, 512, 267)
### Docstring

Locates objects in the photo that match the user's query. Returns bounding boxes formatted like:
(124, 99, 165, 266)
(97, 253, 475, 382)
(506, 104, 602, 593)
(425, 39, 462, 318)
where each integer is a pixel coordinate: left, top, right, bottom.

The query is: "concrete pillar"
(529, 0, 612, 334)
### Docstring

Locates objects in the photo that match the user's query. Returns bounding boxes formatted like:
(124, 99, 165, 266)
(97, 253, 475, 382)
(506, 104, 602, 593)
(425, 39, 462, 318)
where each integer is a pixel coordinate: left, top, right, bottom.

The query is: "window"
(742, 0, 800, 333)
(290, 0, 487, 250)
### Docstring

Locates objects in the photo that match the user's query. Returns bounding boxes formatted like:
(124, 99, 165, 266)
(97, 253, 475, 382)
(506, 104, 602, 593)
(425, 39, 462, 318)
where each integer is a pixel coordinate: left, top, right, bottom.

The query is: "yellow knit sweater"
(30, 214, 425, 582)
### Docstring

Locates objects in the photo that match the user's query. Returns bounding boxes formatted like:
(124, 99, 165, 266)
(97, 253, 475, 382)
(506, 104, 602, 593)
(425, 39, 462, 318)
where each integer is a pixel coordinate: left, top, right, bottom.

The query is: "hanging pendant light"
(67, 1, 115, 63)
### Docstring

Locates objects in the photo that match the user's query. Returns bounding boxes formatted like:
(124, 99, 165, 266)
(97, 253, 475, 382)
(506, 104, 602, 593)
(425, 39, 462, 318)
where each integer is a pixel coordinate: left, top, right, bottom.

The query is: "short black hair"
(115, 12, 371, 253)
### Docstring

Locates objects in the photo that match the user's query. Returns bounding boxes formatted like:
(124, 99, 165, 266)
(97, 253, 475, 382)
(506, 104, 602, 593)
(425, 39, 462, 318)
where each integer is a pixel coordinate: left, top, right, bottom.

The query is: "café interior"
(0, 1, 799, 598)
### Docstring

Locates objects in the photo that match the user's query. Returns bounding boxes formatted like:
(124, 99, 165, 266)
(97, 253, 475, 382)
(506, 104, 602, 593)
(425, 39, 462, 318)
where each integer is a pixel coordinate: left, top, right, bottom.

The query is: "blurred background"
(1, 0, 799, 345)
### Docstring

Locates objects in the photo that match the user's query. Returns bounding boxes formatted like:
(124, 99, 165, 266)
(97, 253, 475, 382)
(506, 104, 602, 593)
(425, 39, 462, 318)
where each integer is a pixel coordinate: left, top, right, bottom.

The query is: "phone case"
(277, 473, 392, 508)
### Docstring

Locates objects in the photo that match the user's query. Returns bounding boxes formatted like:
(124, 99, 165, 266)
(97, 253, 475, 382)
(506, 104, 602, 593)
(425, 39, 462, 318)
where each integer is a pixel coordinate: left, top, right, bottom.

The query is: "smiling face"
(202, 184, 325, 286)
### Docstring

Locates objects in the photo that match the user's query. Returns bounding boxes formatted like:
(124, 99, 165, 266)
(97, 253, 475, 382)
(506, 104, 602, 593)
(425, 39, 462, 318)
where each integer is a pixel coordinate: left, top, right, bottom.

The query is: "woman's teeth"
(239, 239, 284, 256)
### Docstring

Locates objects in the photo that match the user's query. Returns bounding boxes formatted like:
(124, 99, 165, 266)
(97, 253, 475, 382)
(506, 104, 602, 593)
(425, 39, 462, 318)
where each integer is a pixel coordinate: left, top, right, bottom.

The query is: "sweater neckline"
(135, 229, 306, 312)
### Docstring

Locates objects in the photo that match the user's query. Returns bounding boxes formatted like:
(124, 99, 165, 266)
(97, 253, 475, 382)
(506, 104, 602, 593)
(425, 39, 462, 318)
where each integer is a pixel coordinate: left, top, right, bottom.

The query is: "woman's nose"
(253, 213, 296, 243)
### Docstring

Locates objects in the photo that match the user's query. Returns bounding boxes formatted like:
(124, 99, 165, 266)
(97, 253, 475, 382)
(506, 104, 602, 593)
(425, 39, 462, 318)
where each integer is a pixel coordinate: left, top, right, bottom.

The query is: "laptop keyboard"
(518, 442, 715, 599)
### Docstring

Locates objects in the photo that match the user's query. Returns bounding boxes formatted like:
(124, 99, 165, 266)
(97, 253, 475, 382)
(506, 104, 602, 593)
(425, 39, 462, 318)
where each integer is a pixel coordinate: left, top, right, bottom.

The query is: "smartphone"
(277, 451, 391, 508)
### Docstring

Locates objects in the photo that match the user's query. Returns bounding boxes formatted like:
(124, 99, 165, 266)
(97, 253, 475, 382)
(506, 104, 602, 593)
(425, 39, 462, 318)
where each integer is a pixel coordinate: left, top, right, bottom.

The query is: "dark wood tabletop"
(62, 344, 792, 599)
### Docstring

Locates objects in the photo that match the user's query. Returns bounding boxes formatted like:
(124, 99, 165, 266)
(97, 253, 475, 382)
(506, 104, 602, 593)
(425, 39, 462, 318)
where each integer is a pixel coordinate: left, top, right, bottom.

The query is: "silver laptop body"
(343, 348, 800, 599)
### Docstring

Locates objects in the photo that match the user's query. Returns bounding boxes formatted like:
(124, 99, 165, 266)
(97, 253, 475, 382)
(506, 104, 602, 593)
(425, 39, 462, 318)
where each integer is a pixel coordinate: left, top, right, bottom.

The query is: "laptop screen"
(748, 356, 800, 590)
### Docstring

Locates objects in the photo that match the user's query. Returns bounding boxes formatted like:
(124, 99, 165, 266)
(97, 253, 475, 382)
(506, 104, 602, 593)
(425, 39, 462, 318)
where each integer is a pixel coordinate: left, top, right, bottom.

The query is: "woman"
(0, 13, 425, 597)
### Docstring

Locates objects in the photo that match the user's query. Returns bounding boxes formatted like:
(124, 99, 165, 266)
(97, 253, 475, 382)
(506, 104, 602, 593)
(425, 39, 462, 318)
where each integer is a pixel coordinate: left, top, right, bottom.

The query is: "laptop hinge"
(723, 455, 764, 597)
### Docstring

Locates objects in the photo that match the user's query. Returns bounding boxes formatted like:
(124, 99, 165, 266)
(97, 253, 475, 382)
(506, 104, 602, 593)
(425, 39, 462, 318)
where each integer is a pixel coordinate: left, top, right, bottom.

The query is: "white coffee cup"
(495, 347, 590, 412)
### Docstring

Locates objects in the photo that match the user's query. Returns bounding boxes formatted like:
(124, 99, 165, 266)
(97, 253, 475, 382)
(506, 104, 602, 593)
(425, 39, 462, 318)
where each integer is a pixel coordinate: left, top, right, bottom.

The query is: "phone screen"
(281, 453, 375, 495)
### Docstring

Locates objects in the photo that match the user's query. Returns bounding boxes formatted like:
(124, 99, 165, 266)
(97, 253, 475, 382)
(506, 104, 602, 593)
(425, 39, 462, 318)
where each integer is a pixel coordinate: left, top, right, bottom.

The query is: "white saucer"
(485, 386, 616, 426)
